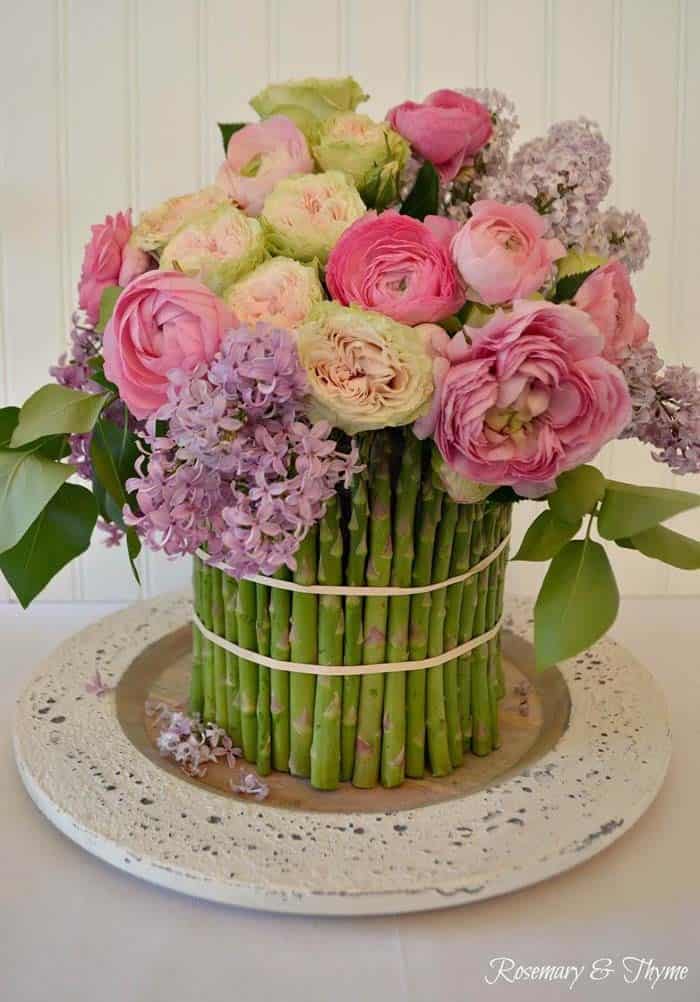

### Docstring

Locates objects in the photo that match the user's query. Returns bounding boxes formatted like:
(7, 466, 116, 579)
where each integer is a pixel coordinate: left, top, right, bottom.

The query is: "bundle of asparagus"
(191, 430, 512, 790)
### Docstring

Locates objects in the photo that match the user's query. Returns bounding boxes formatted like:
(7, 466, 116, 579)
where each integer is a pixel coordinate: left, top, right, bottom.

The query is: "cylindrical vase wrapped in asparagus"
(191, 430, 512, 790)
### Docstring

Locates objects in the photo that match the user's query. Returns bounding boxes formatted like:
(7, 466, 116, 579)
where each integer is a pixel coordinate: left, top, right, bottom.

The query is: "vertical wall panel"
(1, 1, 699, 600)
(346, 0, 410, 118)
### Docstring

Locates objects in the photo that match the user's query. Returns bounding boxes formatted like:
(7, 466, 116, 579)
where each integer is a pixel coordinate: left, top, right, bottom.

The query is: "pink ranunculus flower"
(325, 211, 464, 325)
(416, 301, 632, 497)
(573, 259, 649, 364)
(386, 89, 492, 183)
(450, 200, 565, 305)
(215, 115, 314, 217)
(78, 210, 152, 324)
(103, 271, 234, 419)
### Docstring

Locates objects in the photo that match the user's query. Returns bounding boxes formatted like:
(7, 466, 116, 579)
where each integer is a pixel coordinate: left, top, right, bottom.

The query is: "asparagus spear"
(256, 581, 272, 774)
(189, 557, 204, 718)
(222, 571, 242, 745)
(406, 470, 443, 778)
(426, 496, 458, 776)
(210, 566, 229, 732)
(442, 504, 474, 769)
(199, 559, 216, 724)
(353, 432, 394, 788)
(269, 566, 292, 772)
(459, 503, 484, 747)
(470, 506, 498, 756)
(289, 526, 318, 778)
(310, 496, 344, 790)
(236, 578, 258, 761)
(340, 472, 369, 781)
(381, 430, 422, 787)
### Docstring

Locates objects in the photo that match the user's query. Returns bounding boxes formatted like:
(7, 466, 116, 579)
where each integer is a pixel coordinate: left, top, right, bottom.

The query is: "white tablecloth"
(2, 598, 698, 1002)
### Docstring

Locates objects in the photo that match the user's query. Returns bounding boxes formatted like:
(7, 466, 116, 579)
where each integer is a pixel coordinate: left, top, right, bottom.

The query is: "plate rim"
(13, 592, 672, 916)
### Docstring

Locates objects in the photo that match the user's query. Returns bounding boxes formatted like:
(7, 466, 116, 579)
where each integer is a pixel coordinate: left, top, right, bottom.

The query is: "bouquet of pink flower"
(2, 76, 699, 790)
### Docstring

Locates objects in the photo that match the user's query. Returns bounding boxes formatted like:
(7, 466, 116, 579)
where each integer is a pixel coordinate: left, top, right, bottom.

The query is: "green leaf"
(90, 417, 142, 580)
(551, 268, 597, 304)
(95, 285, 122, 334)
(625, 524, 700, 570)
(0, 483, 97, 607)
(0, 407, 20, 447)
(598, 479, 700, 539)
(0, 448, 73, 553)
(548, 465, 606, 524)
(87, 355, 119, 394)
(513, 510, 581, 561)
(535, 539, 619, 670)
(10, 384, 109, 448)
(218, 122, 249, 150)
(399, 161, 439, 220)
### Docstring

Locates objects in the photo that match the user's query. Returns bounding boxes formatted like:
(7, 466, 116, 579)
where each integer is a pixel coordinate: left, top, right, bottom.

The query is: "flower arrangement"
(2, 75, 699, 792)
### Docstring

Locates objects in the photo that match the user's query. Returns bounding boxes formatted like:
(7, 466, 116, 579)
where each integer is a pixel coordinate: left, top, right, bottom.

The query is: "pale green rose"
(296, 302, 434, 434)
(250, 76, 368, 123)
(160, 203, 265, 295)
(430, 447, 497, 502)
(131, 186, 230, 255)
(224, 257, 324, 330)
(261, 171, 365, 264)
(312, 113, 409, 208)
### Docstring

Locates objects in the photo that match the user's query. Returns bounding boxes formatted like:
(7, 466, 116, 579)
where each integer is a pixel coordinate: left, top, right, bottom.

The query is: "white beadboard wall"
(1, 0, 699, 602)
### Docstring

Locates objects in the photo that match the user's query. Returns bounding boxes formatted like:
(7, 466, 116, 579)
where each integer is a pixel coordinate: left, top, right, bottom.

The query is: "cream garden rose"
(160, 203, 265, 295)
(130, 186, 230, 255)
(224, 257, 324, 330)
(312, 113, 409, 207)
(261, 171, 365, 264)
(296, 302, 434, 434)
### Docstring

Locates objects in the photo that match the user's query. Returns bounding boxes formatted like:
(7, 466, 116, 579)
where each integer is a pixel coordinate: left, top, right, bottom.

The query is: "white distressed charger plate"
(13, 592, 671, 916)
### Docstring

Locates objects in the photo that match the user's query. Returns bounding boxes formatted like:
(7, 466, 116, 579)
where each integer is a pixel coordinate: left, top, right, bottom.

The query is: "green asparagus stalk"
(269, 566, 292, 772)
(210, 567, 229, 732)
(381, 430, 422, 787)
(199, 559, 216, 724)
(222, 571, 242, 745)
(442, 504, 474, 769)
(256, 582, 272, 774)
(289, 526, 318, 778)
(310, 496, 344, 790)
(406, 471, 443, 778)
(470, 506, 498, 756)
(353, 433, 394, 788)
(189, 557, 204, 717)
(340, 472, 369, 781)
(236, 578, 258, 761)
(426, 496, 458, 776)
(458, 503, 484, 747)
(494, 505, 511, 701)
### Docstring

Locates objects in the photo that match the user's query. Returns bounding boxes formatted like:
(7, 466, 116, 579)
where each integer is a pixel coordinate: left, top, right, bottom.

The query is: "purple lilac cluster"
(126, 324, 361, 577)
(461, 87, 519, 181)
(588, 207, 651, 273)
(480, 117, 612, 248)
(621, 342, 700, 475)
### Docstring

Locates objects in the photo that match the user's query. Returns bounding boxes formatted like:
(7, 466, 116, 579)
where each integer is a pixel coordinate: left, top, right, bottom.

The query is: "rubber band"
(195, 532, 510, 598)
(192, 611, 503, 677)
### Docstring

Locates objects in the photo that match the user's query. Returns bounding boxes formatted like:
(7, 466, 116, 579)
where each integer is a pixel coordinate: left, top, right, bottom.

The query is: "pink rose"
(416, 301, 631, 496)
(103, 271, 234, 419)
(573, 260, 649, 364)
(386, 90, 492, 182)
(326, 211, 464, 325)
(78, 210, 152, 324)
(215, 115, 314, 217)
(450, 201, 565, 305)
